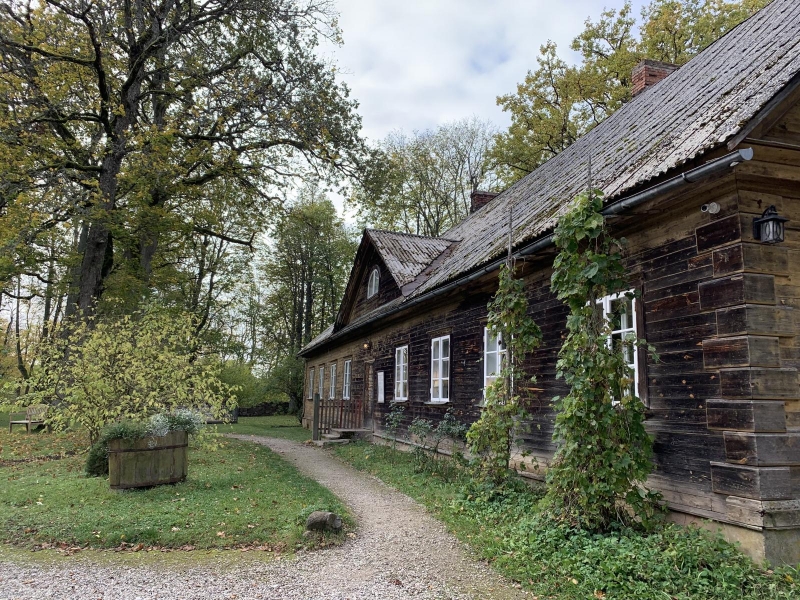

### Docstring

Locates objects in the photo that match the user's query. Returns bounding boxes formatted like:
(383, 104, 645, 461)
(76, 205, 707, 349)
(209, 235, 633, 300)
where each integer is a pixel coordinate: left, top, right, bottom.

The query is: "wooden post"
(312, 393, 321, 441)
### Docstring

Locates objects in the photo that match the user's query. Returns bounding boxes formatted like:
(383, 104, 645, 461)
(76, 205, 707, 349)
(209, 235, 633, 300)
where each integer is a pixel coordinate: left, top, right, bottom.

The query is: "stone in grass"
(305, 511, 342, 533)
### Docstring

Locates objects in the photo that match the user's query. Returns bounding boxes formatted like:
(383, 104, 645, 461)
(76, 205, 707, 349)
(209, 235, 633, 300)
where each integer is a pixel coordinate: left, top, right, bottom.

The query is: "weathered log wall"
(302, 142, 800, 548)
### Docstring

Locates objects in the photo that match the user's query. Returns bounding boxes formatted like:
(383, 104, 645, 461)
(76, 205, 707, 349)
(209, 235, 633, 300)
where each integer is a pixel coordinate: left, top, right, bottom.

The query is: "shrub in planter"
(86, 410, 204, 488)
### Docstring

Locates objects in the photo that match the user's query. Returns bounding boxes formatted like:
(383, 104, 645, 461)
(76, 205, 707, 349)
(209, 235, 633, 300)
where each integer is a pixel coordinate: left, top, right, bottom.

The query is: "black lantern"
(753, 205, 789, 244)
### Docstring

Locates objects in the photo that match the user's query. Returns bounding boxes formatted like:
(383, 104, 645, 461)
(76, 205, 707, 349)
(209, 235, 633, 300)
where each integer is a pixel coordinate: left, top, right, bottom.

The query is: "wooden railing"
(312, 394, 363, 440)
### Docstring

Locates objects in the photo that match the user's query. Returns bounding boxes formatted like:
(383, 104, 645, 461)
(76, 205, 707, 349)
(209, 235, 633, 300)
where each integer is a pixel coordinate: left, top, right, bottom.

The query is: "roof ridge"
(366, 228, 459, 242)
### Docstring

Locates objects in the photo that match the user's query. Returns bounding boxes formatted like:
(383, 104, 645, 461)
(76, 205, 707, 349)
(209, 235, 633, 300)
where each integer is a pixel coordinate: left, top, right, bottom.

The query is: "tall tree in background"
(0, 0, 365, 318)
(491, 0, 769, 184)
(256, 186, 356, 414)
(353, 117, 499, 237)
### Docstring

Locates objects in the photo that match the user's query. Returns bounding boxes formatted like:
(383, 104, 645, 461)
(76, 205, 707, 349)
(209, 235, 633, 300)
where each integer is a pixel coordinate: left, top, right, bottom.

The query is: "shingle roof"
(301, 0, 800, 356)
(411, 0, 800, 296)
(366, 230, 454, 289)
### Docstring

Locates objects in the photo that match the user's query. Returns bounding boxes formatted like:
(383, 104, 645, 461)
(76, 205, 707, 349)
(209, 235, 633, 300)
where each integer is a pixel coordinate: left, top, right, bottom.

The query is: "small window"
(317, 366, 325, 399)
(597, 291, 639, 399)
(367, 268, 380, 298)
(343, 360, 352, 399)
(483, 327, 506, 396)
(394, 346, 408, 401)
(430, 335, 450, 403)
(308, 368, 315, 399)
(329, 363, 337, 399)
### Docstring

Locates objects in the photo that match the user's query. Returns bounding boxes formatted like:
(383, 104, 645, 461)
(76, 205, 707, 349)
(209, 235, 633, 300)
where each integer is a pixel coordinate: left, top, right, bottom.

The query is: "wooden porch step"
(312, 438, 351, 447)
(330, 428, 371, 434)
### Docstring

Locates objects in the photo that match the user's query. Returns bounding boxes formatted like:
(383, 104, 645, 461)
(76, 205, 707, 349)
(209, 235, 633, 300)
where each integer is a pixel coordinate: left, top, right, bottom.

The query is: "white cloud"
(322, 0, 650, 143)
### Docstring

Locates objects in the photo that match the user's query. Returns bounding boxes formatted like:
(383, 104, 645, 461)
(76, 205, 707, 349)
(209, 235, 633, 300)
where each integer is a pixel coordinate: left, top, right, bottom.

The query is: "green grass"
(0, 412, 88, 462)
(334, 442, 799, 600)
(218, 415, 311, 441)
(0, 414, 344, 550)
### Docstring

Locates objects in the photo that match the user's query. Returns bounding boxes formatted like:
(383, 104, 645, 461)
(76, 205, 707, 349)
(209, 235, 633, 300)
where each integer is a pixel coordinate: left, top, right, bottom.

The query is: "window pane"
(432, 360, 439, 379)
(486, 352, 498, 377)
(442, 357, 449, 378)
(622, 331, 635, 364)
(442, 338, 449, 358)
(487, 330, 498, 352)
(432, 380, 440, 398)
(611, 296, 633, 330)
(432, 341, 439, 360)
(442, 379, 449, 399)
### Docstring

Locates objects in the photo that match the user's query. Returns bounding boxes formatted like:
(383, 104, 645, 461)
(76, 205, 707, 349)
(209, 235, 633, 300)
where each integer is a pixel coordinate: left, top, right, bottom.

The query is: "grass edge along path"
(1, 415, 344, 552)
(333, 441, 799, 600)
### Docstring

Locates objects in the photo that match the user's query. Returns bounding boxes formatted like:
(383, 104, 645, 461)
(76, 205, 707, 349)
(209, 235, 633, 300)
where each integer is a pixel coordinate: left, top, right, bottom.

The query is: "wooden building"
(299, 0, 800, 564)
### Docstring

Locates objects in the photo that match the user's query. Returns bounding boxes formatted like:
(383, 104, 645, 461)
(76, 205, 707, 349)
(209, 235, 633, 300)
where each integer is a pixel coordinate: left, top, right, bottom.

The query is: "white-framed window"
(367, 267, 380, 298)
(308, 368, 315, 399)
(318, 366, 325, 399)
(483, 327, 506, 395)
(329, 363, 337, 399)
(597, 290, 639, 399)
(342, 360, 352, 399)
(394, 346, 408, 401)
(430, 335, 450, 403)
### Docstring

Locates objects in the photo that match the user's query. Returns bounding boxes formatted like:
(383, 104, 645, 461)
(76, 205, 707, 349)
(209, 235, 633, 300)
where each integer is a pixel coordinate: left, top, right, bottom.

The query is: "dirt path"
(0, 436, 528, 599)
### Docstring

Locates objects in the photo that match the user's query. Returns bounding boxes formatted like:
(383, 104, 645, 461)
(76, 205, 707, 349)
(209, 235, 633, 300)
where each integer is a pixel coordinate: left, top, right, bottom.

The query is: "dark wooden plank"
(646, 292, 700, 322)
(716, 304, 794, 337)
(713, 244, 744, 276)
(698, 274, 776, 311)
(723, 431, 800, 466)
(710, 462, 793, 500)
(703, 335, 781, 368)
(706, 399, 787, 432)
(696, 214, 741, 252)
(719, 367, 799, 399)
(644, 265, 713, 294)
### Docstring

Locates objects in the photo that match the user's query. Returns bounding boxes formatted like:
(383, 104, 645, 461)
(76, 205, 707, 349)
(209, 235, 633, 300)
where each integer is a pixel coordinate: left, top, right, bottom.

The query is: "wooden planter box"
(108, 430, 188, 489)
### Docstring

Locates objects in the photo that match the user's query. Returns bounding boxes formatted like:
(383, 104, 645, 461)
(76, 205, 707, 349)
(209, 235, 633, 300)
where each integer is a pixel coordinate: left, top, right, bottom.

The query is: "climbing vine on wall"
(467, 263, 542, 486)
(544, 190, 661, 531)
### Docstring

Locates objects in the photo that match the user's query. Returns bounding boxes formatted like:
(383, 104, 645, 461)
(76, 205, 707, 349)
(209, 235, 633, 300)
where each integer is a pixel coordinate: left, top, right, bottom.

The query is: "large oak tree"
(0, 0, 365, 317)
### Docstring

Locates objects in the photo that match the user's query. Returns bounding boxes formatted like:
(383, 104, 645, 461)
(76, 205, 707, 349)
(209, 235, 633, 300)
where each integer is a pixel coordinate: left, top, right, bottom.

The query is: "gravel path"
(0, 436, 528, 600)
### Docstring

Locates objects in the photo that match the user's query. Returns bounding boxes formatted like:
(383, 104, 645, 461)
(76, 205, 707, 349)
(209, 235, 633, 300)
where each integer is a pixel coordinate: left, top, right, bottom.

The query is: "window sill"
(391, 399, 408, 403)
(424, 401, 449, 406)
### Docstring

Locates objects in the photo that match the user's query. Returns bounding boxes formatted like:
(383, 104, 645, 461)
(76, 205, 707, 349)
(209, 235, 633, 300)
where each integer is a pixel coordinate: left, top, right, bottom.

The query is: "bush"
(408, 409, 467, 481)
(14, 304, 236, 444)
(453, 483, 798, 600)
(217, 362, 273, 409)
(85, 410, 205, 477)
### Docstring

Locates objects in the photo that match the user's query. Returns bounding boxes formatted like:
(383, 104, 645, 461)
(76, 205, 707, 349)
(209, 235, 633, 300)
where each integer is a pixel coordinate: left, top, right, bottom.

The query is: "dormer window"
(367, 267, 380, 298)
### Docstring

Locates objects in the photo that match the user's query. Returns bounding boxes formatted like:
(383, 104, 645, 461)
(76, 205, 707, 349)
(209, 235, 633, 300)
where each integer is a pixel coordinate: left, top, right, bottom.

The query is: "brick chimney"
(470, 190, 498, 213)
(631, 59, 679, 97)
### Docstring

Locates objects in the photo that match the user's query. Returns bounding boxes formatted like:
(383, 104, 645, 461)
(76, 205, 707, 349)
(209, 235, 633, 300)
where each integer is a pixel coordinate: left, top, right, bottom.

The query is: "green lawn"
(0, 412, 88, 462)
(0, 413, 343, 550)
(334, 442, 799, 600)
(218, 415, 311, 441)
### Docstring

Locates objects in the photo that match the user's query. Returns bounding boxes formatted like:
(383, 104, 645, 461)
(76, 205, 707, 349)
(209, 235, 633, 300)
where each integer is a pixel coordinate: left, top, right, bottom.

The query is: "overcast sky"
(322, 0, 649, 143)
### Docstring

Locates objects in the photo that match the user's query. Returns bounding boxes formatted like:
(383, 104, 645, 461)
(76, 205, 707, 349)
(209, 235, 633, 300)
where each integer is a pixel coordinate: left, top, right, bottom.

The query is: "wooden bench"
(8, 405, 48, 433)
